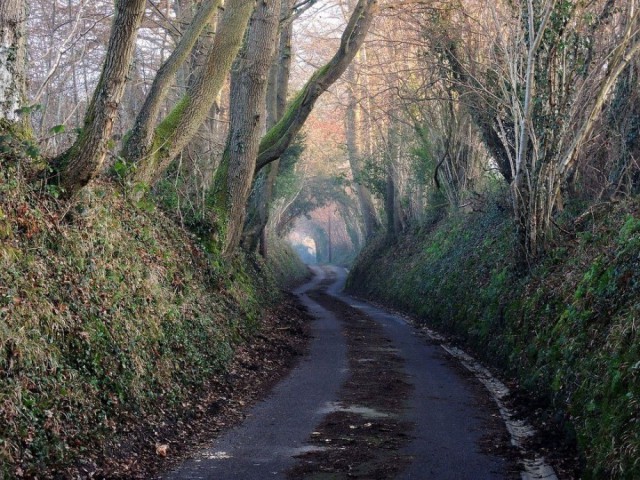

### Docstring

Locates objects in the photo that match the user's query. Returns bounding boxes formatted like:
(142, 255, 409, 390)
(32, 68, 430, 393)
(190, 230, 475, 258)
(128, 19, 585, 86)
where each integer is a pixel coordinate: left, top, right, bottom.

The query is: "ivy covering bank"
(348, 199, 640, 479)
(0, 137, 307, 477)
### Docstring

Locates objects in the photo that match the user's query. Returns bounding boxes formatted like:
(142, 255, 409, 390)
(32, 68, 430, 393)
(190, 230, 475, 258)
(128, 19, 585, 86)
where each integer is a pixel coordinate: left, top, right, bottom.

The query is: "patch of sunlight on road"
(200, 451, 233, 460)
(319, 402, 392, 419)
(290, 445, 329, 455)
(368, 346, 400, 353)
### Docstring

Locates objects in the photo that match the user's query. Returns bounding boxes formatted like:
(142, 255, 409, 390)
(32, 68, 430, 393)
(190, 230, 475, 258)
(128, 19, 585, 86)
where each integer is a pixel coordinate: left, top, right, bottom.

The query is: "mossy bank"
(0, 140, 307, 477)
(348, 199, 640, 479)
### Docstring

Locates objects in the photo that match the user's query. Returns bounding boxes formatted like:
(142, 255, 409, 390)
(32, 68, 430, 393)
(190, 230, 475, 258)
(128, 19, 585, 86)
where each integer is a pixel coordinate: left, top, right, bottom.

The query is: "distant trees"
(344, 59, 381, 239)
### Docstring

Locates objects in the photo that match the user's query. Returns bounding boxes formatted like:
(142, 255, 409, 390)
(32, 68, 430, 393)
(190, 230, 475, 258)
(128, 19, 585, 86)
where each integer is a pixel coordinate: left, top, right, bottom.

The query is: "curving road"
(164, 266, 514, 479)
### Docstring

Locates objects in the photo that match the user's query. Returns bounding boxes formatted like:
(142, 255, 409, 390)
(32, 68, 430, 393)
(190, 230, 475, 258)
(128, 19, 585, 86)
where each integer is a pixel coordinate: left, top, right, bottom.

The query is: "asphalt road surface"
(164, 266, 513, 479)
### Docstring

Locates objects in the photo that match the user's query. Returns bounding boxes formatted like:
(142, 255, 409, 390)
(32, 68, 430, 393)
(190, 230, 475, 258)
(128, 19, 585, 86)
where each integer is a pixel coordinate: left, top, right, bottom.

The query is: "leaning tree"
(212, 0, 381, 256)
(53, 0, 147, 196)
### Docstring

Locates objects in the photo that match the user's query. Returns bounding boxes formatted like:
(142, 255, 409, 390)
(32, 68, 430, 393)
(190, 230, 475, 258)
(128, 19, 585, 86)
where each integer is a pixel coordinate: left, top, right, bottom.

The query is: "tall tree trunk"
(385, 168, 396, 241)
(385, 121, 402, 239)
(0, 0, 27, 127)
(212, 0, 282, 257)
(55, 0, 146, 195)
(242, 0, 294, 256)
(217, 0, 378, 257)
(358, 45, 374, 159)
(345, 62, 379, 239)
(132, 0, 254, 186)
(121, 0, 221, 167)
(255, 0, 379, 173)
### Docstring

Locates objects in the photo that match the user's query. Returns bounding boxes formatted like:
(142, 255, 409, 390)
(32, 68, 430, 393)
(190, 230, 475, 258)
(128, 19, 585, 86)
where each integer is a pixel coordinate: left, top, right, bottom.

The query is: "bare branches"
(257, 0, 380, 171)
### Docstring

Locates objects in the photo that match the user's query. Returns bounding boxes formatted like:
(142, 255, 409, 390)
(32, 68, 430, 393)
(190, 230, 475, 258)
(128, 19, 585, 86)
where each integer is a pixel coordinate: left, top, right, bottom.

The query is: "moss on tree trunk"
(55, 0, 146, 196)
(130, 0, 255, 187)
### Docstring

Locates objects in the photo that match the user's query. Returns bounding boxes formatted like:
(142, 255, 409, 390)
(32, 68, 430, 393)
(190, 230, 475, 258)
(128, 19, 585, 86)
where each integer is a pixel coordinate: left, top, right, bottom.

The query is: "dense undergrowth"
(348, 196, 640, 479)
(0, 137, 307, 477)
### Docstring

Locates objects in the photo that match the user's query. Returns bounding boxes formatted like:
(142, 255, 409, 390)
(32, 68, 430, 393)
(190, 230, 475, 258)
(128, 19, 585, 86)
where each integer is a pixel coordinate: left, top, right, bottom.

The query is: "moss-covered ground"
(347, 198, 640, 479)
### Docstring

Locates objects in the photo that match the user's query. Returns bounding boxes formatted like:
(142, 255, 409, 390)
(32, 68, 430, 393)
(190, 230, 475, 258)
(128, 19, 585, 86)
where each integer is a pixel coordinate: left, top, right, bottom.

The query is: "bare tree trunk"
(242, 0, 295, 256)
(55, 0, 146, 195)
(385, 120, 403, 239)
(132, 0, 254, 186)
(216, 0, 378, 257)
(240, 33, 281, 256)
(258, 2, 295, 256)
(212, 0, 282, 256)
(122, 0, 221, 167)
(385, 167, 396, 240)
(255, 0, 379, 172)
(0, 0, 27, 126)
(345, 63, 379, 239)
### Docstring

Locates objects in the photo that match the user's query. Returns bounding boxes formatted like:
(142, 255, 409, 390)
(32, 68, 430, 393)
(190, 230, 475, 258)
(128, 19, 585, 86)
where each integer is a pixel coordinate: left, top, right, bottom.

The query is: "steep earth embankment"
(347, 200, 640, 479)
(0, 142, 308, 477)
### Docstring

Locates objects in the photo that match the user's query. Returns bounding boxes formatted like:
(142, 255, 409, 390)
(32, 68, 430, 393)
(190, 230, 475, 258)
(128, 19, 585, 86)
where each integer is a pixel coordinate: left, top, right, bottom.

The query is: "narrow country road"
(164, 266, 515, 479)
